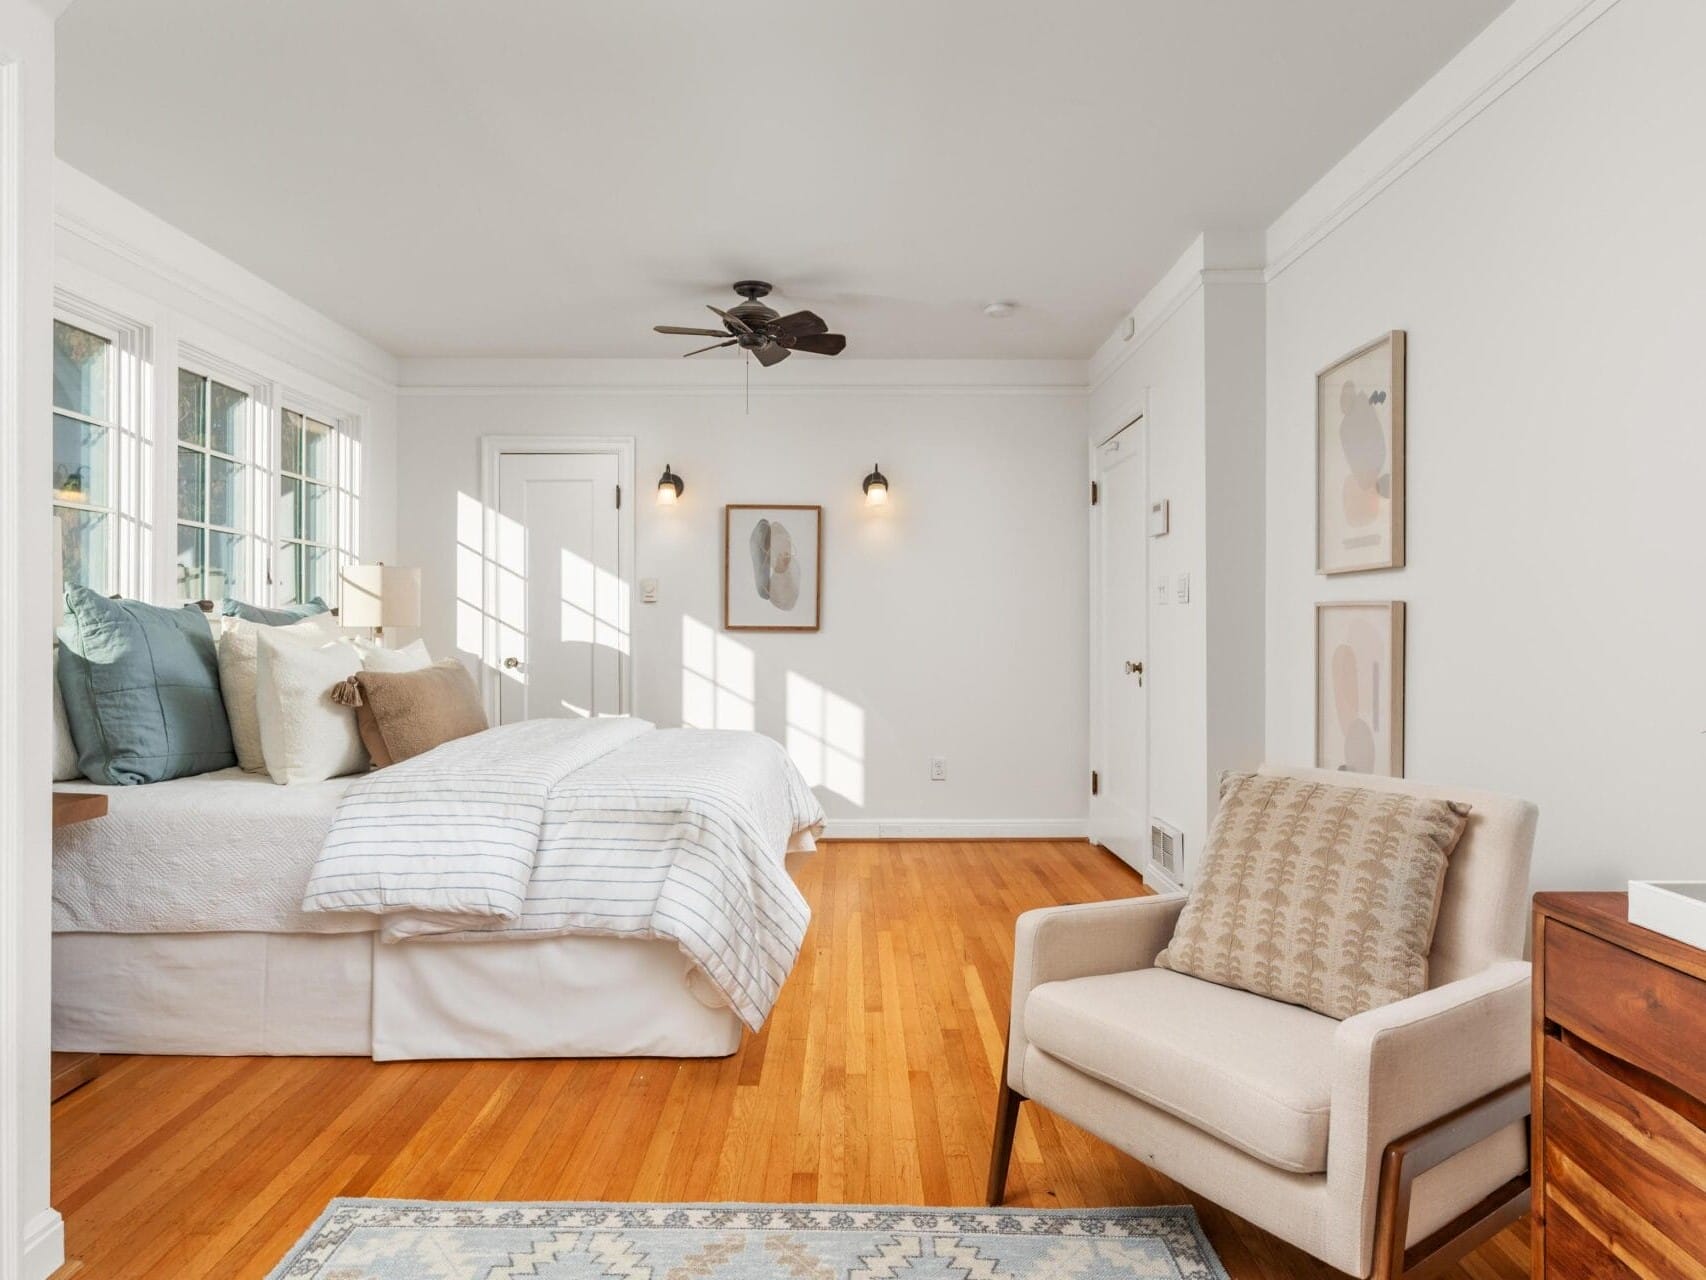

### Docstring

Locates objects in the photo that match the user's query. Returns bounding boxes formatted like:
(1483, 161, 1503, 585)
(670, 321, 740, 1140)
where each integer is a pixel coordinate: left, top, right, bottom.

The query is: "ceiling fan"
(653, 281, 847, 367)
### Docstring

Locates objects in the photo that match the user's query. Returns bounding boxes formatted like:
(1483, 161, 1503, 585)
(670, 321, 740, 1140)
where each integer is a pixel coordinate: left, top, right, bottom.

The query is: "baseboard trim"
(22, 1208, 64, 1280)
(818, 820, 1089, 841)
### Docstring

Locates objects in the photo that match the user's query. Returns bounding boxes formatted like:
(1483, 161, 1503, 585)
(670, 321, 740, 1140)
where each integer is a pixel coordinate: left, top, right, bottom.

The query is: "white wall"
(54, 162, 402, 587)
(1086, 236, 1265, 883)
(1264, 0, 1706, 889)
(396, 359, 1090, 836)
(1, 3, 64, 1273)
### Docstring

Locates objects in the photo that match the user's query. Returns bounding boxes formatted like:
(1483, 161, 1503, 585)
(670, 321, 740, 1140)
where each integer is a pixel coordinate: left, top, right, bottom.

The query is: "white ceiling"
(57, 1, 1508, 360)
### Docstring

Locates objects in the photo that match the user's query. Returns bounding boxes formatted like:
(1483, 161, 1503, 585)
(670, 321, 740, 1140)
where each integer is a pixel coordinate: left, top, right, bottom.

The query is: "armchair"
(988, 765, 1539, 1279)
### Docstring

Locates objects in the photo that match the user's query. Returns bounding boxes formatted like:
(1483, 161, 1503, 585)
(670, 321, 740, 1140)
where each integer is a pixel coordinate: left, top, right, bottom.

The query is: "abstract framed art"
(1315, 600, 1405, 777)
(1317, 329, 1405, 574)
(724, 504, 822, 632)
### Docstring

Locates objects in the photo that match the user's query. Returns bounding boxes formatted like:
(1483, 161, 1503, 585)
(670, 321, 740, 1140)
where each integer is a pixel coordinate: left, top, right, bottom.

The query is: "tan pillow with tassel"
(330, 659, 488, 768)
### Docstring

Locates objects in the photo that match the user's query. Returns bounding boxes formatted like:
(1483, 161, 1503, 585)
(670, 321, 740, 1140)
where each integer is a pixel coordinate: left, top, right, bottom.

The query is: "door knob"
(503, 656, 522, 671)
(1125, 660, 1144, 685)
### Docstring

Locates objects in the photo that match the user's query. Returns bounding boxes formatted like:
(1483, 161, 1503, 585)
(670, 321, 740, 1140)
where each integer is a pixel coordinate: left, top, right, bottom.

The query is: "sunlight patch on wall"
(786, 671, 865, 806)
(682, 615, 754, 731)
(559, 547, 630, 656)
(454, 490, 525, 679)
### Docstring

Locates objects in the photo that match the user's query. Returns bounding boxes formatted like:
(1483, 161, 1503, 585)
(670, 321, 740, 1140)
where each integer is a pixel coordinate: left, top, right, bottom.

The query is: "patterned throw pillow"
(1155, 772, 1471, 1019)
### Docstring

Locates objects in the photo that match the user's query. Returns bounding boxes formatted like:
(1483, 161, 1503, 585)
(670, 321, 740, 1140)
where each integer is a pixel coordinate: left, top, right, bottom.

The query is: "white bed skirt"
(53, 932, 745, 1060)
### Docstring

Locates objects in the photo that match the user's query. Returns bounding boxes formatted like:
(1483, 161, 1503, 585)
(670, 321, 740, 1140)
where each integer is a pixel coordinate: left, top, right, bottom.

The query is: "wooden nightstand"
(1531, 891, 1706, 1276)
(51, 790, 109, 1102)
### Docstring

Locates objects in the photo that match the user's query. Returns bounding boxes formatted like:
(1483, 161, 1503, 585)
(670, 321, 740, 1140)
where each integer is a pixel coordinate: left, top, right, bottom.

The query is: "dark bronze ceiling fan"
(653, 281, 847, 366)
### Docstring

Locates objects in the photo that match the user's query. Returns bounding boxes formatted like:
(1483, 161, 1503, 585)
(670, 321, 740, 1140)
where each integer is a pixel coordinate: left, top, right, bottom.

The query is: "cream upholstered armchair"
(988, 765, 1538, 1280)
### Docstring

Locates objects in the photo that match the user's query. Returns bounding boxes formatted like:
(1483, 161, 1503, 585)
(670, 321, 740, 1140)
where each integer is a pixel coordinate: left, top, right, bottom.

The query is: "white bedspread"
(303, 719, 824, 1029)
(54, 769, 371, 934)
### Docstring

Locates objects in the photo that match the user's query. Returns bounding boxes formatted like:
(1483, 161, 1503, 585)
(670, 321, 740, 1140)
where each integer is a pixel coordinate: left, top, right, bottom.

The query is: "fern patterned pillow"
(1155, 772, 1471, 1019)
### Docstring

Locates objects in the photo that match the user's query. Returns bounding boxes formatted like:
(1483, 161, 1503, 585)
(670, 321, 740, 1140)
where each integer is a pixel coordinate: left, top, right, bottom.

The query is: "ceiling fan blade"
(681, 339, 738, 357)
(706, 304, 752, 334)
(751, 342, 790, 368)
(769, 310, 828, 339)
(779, 332, 847, 356)
(655, 325, 731, 337)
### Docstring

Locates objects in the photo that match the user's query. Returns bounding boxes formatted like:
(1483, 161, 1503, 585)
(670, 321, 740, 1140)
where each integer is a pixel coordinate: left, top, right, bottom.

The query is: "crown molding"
(54, 165, 398, 394)
(397, 356, 1089, 399)
(1264, 0, 1625, 282)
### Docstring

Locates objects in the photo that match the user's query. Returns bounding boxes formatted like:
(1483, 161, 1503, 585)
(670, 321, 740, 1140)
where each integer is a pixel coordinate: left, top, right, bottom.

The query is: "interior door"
(1092, 420, 1148, 871)
(495, 451, 624, 723)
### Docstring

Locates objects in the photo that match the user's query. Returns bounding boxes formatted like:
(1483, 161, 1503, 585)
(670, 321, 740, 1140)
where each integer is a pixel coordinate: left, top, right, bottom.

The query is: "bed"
(53, 720, 824, 1060)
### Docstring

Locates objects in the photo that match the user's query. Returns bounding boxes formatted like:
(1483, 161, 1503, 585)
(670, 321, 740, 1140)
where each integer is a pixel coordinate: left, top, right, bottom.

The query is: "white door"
(1091, 420, 1148, 870)
(495, 451, 625, 723)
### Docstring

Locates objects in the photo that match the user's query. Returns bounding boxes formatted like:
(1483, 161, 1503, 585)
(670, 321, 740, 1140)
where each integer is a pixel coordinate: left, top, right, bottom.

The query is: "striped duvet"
(302, 718, 824, 1029)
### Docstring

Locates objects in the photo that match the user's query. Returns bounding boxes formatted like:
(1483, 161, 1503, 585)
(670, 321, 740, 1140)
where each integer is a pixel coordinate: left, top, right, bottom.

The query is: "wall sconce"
(862, 463, 889, 506)
(657, 464, 685, 505)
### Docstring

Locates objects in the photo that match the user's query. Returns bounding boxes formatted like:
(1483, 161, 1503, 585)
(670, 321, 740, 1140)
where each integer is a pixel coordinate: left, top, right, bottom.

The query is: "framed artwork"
(724, 504, 822, 632)
(1316, 600, 1405, 777)
(1317, 330, 1405, 574)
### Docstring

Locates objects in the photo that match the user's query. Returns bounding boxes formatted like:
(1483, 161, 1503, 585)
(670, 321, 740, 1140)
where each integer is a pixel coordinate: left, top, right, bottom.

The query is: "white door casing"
(1090, 415, 1148, 872)
(478, 437, 635, 724)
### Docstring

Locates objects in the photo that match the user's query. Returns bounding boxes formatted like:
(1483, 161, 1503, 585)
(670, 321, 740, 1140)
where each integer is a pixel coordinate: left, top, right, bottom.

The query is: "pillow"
(216, 612, 342, 772)
(221, 596, 328, 627)
(56, 586, 236, 785)
(355, 638, 432, 674)
(52, 652, 81, 782)
(335, 659, 487, 768)
(254, 631, 366, 784)
(1155, 771, 1471, 1020)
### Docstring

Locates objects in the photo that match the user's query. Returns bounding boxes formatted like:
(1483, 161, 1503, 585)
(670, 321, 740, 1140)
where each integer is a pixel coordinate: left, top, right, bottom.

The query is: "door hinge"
(1090, 480, 1099, 506)
(1090, 770, 1100, 796)
(615, 483, 622, 509)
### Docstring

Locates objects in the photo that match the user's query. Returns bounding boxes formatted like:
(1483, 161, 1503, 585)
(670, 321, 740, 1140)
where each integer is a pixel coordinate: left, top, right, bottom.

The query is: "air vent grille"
(1150, 819, 1183, 880)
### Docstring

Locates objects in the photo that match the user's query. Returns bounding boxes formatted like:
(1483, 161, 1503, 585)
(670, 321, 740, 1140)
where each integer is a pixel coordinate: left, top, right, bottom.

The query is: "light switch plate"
(639, 578, 659, 604)
(1154, 577, 1169, 606)
(1174, 573, 1190, 604)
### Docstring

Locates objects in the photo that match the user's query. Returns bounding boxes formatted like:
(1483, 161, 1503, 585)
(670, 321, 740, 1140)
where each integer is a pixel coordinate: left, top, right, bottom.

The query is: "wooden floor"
(52, 840, 1529, 1279)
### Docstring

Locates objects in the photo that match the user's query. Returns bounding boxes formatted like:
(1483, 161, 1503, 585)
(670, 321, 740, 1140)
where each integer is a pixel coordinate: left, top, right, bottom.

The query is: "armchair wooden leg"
(1370, 1077, 1532, 1280)
(987, 1042, 1024, 1207)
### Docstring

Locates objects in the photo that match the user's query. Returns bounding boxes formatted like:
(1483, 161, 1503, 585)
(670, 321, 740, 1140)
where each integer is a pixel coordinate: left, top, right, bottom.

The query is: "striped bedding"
(302, 717, 824, 1029)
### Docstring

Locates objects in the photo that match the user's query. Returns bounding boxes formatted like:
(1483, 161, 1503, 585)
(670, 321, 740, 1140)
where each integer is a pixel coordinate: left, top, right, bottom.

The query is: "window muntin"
(53, 320, 119, 594)
(278, 408, 340, 605)
(175, 369, 251, 603)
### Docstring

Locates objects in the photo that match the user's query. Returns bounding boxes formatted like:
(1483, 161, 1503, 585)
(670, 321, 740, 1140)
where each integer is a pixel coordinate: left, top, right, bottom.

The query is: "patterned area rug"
(269, 1201, 1230, 1279)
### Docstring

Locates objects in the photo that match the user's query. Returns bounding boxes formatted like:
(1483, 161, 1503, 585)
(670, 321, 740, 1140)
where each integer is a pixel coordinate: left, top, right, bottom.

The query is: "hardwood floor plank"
(51, 839, 1529, 1278)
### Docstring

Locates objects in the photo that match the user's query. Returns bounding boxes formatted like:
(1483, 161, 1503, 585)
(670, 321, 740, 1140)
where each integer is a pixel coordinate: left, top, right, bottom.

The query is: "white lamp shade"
(339, 564, 422, 629)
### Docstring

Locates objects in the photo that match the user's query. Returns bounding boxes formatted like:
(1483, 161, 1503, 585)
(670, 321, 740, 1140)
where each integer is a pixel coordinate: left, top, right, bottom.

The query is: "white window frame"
(51, 291, 149, 598)
(172, 346, 269, 605)
(274, 391, 360, 607)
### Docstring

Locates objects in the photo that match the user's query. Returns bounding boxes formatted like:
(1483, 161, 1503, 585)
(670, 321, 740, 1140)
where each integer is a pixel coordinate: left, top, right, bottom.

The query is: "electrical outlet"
(929, 756, 947, 782)
(639, 578, 659, 604)
(1154, 577, 1169, 606)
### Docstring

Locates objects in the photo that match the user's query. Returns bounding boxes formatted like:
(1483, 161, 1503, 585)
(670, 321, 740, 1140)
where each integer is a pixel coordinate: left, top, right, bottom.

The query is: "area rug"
(268, 1200, 1230, 1279)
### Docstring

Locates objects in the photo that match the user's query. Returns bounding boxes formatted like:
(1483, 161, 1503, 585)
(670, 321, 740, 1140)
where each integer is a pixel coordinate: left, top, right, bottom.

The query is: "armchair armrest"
(1006, 894, 1186, 1093)
(1324, 959, 1532, 1275)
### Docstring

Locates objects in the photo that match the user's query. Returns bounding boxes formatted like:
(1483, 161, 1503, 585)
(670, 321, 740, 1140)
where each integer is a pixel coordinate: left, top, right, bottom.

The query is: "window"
(277, 408, 342, 604)
(53, 320, 118, 593)
(175, 369, 252, 603)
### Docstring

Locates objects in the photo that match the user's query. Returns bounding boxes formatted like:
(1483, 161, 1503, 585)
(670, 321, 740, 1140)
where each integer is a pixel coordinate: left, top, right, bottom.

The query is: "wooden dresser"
(1532, 891, 1706, 1277)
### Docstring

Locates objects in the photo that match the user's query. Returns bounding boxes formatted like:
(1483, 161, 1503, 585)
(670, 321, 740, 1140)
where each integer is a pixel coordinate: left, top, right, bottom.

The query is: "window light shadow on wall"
(682, 615, 754, 731)
(455, 491, 524, 682)
(786, 671, 865, 807)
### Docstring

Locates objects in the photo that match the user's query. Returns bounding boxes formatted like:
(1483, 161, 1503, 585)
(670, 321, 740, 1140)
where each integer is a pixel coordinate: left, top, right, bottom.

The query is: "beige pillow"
(1155, 772, 1471, 1019)
(255, 632, 367, 784)
(336, 659, 487, 768)
(216, 613, 341, 772)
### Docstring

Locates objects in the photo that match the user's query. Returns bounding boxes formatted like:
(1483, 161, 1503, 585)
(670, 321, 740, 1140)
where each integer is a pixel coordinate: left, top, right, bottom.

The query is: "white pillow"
(217, 613, 341, 772)
(355, 638, 432, 673)
(255, 631, 367, 785)
(52, 652, 81, 782)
